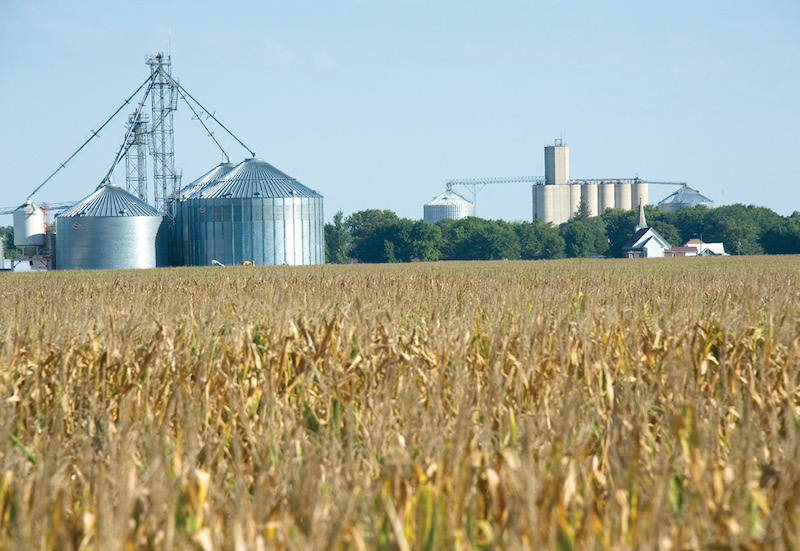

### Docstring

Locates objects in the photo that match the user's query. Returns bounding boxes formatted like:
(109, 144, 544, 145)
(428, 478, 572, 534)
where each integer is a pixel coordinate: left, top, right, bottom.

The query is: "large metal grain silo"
(173, 161, 236, 266)
(658, 185, 713, 212)
(423, 190, 475, 224)
(55, 185, 167, 270)
(186, 158, 324, 266)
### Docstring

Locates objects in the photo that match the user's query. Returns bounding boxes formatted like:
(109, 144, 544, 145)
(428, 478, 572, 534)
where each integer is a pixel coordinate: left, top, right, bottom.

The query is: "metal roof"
(658, 185, 713, 207)
(425, 190, 473, 206)
(178, 162, 236, 200)
(194, 158, 322, 200)
(58, 185, 162, 218)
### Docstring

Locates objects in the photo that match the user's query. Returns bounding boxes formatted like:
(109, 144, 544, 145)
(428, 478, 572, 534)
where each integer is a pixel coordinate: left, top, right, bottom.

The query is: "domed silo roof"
(56, 185, 167, 270)
(658, 185, 713, 212)
(195, 157, 322, 199)
(423, 190, 475, 224)
(59, 184, 162, 218)
(178, 161, 236, 200)
(186, 158, 324, 266)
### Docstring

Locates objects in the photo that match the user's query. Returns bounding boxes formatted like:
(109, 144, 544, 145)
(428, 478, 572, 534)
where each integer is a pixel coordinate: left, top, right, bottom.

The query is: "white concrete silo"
(581, 183, 598, 217)
(599, 182, 616, 214)
(615, 182, 632, 211)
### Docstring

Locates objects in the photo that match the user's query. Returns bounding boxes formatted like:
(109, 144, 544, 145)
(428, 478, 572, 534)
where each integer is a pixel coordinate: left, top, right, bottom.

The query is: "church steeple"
(635, 200, 647, 232)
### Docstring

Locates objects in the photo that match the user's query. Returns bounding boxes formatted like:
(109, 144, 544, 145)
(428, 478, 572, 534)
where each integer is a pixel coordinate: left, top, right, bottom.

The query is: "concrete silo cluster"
(425, 141, 698, 226)
(532, 141, 649, 225)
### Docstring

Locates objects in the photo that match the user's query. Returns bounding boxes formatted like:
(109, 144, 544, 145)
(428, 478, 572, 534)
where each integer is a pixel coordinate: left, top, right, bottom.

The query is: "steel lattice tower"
(146, 53, 178, 216)
(124, 110, 149, 202)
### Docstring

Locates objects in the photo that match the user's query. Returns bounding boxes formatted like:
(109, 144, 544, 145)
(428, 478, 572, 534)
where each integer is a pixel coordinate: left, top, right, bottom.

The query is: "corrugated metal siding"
(173, 163, 237, 265)
(186, 196, 324, 266)
(55, 215, 166, 270)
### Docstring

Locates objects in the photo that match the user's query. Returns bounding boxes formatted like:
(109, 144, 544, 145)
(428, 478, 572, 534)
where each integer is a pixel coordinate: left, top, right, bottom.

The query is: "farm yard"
(1, 257, 799, 550)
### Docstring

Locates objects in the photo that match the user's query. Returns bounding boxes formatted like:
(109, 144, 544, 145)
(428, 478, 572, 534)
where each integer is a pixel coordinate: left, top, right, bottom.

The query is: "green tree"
(559, 215, 609, 258)
(345, 210, 446, 263)
(763, 215, 800, 255)
(0, 226, 21, 259)
(407, 221, 445, 261)
(449, 218, 520, 260)
(583, 216, 610, 256)
(435, 218, 458, 259)
(347, 210, 401, 263)
(512, 221, 565, 259)
(324, 211, 351, 263)
(670, 205, 709, 244)
(573, 196, 592, 221)
(704, 205, 762, 255)
(383, 240, 398, 263)
(539, 225, 566, 259)
(560, 220, 595, 258)
(601, 208, 637, 258)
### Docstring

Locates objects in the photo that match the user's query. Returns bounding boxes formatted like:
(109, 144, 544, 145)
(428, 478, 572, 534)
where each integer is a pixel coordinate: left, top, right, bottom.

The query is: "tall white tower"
(544, 139, 569, 186)
(534, 140, 573, 224)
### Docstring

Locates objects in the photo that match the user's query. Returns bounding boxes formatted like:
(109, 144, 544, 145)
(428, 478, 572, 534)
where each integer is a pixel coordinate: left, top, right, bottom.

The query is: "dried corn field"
(1, 257, 800, 550)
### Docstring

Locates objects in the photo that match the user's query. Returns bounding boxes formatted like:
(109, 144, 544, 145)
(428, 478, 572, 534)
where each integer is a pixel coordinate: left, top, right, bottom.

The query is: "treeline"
(0, 227, 22, 259)
(7, 201, 799, 263)
(325, 204, 800, 263)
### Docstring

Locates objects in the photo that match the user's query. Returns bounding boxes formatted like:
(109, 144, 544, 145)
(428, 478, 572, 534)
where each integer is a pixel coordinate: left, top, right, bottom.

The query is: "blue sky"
(1, 0, 798, 222)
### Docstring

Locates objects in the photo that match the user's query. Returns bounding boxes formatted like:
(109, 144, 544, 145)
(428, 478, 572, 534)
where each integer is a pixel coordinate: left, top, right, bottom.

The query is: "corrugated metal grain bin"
(55, 185, 167, 270)
(186, 158, 324, 266)
(658, 185, 713, 212)
(423, 190, 475, 224)
(173, 161, 236, 266)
